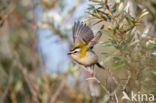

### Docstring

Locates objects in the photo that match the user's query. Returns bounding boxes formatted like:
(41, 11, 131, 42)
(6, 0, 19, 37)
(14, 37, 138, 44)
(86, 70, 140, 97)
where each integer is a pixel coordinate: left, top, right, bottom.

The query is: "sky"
(36, 0, 88, 73)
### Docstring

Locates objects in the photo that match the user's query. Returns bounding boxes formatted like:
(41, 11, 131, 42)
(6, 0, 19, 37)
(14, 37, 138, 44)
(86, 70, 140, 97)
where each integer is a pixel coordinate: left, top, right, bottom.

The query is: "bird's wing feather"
(88, 25, 104, 48)
(72, 21, 94, 45)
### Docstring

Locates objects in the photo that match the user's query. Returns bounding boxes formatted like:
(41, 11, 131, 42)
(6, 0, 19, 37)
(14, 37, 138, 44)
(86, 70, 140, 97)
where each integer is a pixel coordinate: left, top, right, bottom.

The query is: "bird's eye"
(73, 51, 77, 53)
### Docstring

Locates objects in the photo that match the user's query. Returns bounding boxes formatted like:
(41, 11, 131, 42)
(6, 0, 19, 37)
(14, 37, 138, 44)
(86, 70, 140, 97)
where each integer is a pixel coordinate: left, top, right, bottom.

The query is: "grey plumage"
(72, 21, 94, 45)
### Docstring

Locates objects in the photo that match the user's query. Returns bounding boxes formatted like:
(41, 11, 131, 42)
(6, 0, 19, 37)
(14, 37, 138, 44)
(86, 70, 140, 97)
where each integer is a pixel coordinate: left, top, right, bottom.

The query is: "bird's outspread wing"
(72, 21, 94, 45)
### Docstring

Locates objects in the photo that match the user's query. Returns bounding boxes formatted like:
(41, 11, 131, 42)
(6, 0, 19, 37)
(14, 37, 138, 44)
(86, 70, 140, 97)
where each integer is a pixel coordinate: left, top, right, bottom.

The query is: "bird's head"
(68, 43, 88, 59)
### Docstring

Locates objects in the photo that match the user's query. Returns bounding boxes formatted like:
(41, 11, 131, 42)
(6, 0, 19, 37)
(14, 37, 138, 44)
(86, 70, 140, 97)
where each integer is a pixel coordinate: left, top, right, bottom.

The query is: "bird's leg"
(90, 65, 95, 77)
(85, 65, 97, 81)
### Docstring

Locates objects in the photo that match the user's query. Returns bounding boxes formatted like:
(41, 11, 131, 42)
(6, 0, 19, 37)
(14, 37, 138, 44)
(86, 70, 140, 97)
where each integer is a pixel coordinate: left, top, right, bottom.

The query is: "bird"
(68, 21, 104, 76)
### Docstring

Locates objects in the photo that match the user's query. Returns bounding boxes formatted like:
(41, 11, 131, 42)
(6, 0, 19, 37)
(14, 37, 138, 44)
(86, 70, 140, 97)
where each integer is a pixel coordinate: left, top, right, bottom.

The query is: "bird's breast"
(71, 51, 98, 66)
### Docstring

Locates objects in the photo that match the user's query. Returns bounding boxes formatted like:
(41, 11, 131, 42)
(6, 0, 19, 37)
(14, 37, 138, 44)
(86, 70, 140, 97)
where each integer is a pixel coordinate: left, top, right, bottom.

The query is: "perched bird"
(68, 21, 104, 75)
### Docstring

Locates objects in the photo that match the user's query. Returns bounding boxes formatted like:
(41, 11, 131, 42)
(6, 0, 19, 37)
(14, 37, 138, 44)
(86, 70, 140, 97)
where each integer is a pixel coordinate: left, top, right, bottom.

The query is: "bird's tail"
(96, 62, 105, 69)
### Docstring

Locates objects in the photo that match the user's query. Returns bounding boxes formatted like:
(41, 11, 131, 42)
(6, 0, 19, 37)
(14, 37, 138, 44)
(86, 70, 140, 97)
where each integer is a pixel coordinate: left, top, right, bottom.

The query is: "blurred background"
(0, 0, 156, 103)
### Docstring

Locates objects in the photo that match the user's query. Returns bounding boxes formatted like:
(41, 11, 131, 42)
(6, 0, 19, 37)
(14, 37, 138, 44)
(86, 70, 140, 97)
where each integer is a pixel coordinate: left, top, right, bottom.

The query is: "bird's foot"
(90, 71, 95, 77)
(86, 72, 95, 80)
(86, 77, 96, 81)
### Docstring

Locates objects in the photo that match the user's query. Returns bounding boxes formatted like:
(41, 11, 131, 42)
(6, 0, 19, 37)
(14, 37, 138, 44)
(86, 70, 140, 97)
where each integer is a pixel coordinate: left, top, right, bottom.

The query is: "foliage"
(87, 0, 156, 102)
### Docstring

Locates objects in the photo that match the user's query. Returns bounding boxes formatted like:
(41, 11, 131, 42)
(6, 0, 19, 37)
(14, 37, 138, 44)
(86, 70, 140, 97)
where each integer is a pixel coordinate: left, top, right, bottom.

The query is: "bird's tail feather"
(96, 62, 105, 69)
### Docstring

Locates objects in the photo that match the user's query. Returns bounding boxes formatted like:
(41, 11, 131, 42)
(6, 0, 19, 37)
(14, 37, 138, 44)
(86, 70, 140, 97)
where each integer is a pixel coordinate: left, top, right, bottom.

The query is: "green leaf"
(120, 41, 127, 50)
(126, 27, 136, 42)
(101, 43, 113, 47)
(89, 0, 102, 3)
(93, 20, 103, 25)
(111, 40, 117, 46)
(113, 56, 121, 61)
(123, 11, 134, 22)
(88, 4, 96, 10)
(112, 8, 117, 14)
(101, 52, 112, 57)
(107, 15, 112, 21)
(15, 81, 23, 92)
(112, 63, 125, 69)
(112, 20, 117, 30)
(101, 30, 111, 35)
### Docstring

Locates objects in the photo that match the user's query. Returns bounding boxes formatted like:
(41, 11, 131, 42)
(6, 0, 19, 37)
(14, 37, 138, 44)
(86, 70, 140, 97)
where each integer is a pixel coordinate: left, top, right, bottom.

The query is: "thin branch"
(122, 70, 131, 90)
(17, 62, 39, 103)
(103, 95, 110, 103)
(0, 3, 15, 27)
(32, 0, 38, 72)
(15, 52, 39, 103)
(50, 74, 67, 103)
(1, 72, 12, 102)
(80, 65, 111, 95)
(79, 64, 126, 103)
(94, 77, 110, 95)
(114, 92, 119, 103)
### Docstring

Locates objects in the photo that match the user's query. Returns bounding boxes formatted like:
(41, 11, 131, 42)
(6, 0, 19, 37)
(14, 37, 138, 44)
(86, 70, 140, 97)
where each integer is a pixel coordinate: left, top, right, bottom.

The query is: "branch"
(50, 74, 67, 103)
(80, 64, 123, 103)
(87, 77, 110, 95)
(32, 0, 38, 72)
(114, 92, 119, 103)
(122, 70, 131, 90)
(15, 52, 39, 103)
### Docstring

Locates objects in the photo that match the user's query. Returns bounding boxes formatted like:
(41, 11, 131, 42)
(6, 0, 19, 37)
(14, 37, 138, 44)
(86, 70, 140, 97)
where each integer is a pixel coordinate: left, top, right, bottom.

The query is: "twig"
(50, 74, 67, 103)
(114, 92, 119, 103)
(103, 95, 110, 103)
(94, 77, 110, 95)
(17, 63, 39, 103)
(80, 65, 111, 95)
(1, 70, 12, 102)
(32, 0, 38, 72)
(10, 86, 17, 103)
(15, 52, 39, 103)
(0, 3, 15, 27)
(122, 70, 131, 90)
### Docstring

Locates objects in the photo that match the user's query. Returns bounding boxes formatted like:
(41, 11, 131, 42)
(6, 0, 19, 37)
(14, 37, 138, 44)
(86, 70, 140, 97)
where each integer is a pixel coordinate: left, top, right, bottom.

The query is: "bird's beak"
(67, 52, 72, 55)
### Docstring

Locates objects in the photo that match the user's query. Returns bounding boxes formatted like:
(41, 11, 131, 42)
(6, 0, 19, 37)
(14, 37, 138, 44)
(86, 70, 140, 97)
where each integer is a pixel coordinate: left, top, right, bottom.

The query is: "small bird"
(68, 21, 104, 75)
